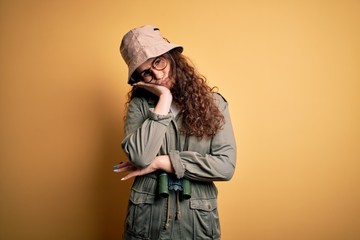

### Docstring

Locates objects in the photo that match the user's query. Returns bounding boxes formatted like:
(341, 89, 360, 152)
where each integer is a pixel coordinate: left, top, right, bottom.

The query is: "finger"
(120, 173, 134, 181)
(120, 166, 148, 180)
(134, 81, 155, 86)
(113, 162, 123, 169)
(134, 81, 160, 90)
(121, 170, 142, 181)
(113, 162, 135, 173)
(113, 165, 136, 173)
(113, 161, 132, 169)
(133, 82, 150, 88)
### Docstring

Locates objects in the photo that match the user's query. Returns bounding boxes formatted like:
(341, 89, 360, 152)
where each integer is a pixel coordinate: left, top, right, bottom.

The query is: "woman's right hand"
(133, 82, 173, 115)
(133, 81, 171, 97)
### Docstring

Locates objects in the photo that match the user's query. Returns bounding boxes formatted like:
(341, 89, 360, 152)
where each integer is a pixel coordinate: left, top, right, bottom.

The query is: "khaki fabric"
(121, 93, 236, 239)
(120, 25, 183, 84)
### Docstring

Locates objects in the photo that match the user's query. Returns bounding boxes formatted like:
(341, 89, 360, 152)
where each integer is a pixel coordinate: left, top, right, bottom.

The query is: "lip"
(159, 77, 168, 85)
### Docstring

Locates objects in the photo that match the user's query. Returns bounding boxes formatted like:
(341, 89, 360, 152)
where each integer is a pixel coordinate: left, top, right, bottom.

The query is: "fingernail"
(119, 161, 124, 164)
(121, 177, 125, 181)
(113, 169, 119, 173)
(113, 165, 119, 169)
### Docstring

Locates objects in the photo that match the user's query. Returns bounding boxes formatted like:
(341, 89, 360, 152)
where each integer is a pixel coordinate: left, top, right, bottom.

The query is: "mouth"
(159, 77, 168, 85)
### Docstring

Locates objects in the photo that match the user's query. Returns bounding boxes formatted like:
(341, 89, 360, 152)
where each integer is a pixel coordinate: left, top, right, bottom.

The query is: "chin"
(164, 78, 175, 89)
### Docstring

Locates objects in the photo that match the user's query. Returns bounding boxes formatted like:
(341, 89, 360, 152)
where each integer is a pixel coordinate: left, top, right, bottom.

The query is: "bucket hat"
(120, 25, 183, 84)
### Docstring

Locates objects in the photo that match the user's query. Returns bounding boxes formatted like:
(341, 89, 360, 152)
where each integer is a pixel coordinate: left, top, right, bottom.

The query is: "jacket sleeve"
(169, 94, 237, 182)
(121, 97, 173, 168)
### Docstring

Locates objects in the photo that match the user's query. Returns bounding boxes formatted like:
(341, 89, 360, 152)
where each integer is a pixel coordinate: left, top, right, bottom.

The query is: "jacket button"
(207, 204, 211, 210)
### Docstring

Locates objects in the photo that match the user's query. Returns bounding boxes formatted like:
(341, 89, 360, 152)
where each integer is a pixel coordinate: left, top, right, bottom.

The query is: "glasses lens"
(141, 75, 151, 83)
(153, 57, 167, 70)
(139, 57, 168, 83)
(143, 76, 153, 83)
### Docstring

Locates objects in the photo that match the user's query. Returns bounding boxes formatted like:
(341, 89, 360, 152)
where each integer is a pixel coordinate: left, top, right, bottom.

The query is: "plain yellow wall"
(1, 0, 359, 239)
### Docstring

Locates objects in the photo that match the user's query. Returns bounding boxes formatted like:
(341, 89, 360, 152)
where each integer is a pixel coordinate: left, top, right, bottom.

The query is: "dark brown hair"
(126, 49, 225, 138)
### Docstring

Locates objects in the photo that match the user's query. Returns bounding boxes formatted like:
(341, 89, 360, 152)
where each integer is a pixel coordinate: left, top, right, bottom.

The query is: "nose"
(152, 69, 164, 80)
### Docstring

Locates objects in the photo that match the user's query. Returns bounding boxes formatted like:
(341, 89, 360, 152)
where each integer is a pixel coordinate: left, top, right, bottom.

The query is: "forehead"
(137, 57, 156, 73)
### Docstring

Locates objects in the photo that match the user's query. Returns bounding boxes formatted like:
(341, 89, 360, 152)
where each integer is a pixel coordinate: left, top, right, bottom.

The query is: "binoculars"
(158, 172, 191, 199)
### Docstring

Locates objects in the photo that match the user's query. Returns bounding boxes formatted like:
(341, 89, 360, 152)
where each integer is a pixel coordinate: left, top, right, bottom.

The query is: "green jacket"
(121, 93, 236, 240)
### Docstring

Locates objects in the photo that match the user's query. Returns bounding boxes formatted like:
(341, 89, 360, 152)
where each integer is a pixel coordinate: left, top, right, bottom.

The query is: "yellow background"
(1, 0, 359, 239)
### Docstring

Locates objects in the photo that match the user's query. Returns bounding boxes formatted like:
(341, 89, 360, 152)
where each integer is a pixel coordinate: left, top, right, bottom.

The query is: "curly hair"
(126, 49, 225, 138)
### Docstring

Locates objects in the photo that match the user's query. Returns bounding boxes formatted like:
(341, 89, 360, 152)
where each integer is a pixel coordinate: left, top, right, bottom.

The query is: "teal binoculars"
(158, 172, 191, 199)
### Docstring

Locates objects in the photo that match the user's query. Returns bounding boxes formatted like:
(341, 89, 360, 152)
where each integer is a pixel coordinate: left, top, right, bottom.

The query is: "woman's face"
(136, 54, 175, 89)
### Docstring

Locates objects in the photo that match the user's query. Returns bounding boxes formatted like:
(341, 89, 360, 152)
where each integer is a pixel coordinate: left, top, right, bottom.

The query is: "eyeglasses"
(139, 56, 168, 83)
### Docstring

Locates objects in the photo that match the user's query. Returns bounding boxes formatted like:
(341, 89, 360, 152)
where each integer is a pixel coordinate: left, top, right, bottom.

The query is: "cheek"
(164, 64, 171, 76)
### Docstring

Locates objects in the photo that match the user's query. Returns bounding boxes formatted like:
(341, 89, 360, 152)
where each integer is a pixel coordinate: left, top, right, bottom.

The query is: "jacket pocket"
(190, 198, 220, 239)
(125, 189, 156, 240)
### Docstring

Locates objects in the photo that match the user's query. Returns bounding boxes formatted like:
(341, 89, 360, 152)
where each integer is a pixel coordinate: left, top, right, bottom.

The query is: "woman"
(114, 25, 236, 240)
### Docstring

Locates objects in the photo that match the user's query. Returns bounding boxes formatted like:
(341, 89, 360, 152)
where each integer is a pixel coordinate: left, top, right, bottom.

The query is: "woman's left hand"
(114, 155, 174, 181)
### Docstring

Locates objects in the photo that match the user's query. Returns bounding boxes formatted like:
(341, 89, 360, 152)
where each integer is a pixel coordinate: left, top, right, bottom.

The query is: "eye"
(141, 69, 152, 78)
(153, 58, 162, 67)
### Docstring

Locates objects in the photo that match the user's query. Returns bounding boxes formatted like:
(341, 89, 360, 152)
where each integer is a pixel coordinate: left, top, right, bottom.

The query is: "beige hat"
(120, 25, 183, 84)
